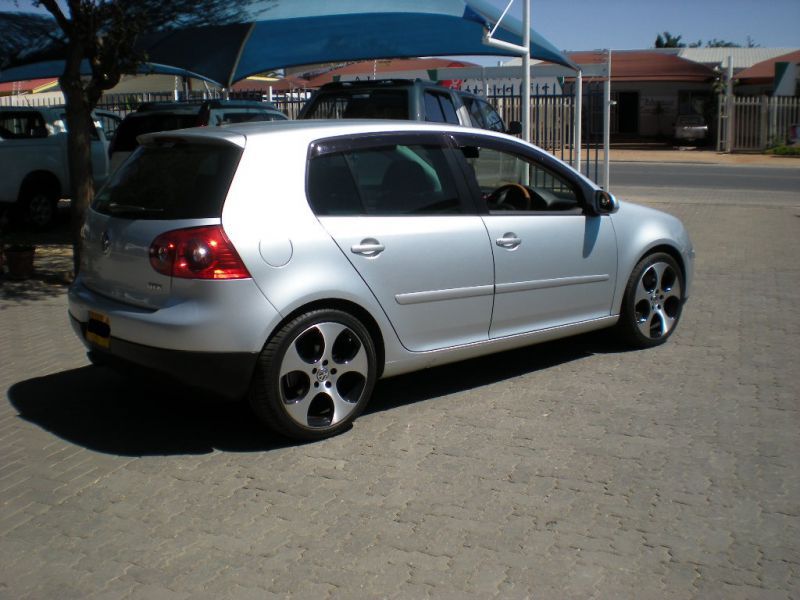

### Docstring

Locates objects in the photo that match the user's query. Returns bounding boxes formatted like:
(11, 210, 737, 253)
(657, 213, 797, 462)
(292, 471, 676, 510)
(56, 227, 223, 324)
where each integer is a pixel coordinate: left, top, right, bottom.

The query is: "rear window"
(303, 90, 409, 119)
(111, 113, 199, 152)
(93, 142, 242, 219)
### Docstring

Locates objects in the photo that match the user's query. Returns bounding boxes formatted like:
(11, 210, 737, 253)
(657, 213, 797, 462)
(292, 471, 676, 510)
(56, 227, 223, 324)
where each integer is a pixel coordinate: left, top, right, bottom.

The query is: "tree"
(705, 38, 741, 48)
(654, 33, 760, 50)
(8, 1, 250, 275)
(654, 32, 685, 48)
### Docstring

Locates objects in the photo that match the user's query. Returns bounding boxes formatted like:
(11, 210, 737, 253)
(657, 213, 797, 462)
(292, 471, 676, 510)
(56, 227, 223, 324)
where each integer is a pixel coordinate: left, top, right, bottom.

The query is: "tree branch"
(36, 0, 71, 34)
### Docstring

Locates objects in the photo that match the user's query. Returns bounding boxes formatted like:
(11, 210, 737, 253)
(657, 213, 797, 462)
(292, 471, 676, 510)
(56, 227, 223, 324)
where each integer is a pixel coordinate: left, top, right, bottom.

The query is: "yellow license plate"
(86, 311, 111, 348)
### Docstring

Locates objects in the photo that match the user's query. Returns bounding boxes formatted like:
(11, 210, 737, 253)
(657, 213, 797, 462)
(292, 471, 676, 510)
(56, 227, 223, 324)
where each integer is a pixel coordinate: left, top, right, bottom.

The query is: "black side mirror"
(506, 121, 522, 135)
(594, 190, 619, 214)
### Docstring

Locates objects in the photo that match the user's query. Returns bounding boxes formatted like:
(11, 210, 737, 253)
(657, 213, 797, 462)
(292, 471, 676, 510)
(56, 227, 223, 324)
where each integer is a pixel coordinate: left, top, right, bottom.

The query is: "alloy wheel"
(632, 261, 682, 339)
(278, 321, 369, 429)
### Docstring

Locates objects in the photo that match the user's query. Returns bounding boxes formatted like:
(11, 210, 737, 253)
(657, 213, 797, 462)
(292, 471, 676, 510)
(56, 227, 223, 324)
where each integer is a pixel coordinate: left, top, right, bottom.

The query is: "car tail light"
(149, 225, 251, 280)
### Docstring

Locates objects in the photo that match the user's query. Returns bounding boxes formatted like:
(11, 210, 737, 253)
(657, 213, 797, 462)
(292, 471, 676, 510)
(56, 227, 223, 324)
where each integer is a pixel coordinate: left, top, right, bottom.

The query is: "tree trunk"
(60, 44, 96, 277)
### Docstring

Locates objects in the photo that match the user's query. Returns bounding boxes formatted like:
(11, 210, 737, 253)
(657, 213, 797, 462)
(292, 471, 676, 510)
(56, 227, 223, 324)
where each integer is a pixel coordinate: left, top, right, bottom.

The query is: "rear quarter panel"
(220, 131, 408, 365)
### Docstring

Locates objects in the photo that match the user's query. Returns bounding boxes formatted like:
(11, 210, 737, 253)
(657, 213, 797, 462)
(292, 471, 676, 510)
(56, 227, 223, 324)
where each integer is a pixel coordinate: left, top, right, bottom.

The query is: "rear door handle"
(496, 233, 521, 249)
(351, 238, 385, 257)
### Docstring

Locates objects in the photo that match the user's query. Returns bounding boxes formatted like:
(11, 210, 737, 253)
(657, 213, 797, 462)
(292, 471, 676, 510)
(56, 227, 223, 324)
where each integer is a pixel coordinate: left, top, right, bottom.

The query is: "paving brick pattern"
(1, 184, 798, 598)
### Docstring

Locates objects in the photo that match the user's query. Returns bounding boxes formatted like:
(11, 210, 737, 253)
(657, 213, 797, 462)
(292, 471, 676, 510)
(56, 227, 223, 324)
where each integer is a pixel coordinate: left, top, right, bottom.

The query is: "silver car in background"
(68, 120, 694, 441)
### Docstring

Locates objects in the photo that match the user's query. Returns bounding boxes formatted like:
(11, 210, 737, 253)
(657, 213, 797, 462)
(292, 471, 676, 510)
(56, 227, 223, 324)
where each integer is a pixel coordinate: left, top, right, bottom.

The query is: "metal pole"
(602, 50, 611, 190)
(725, 55, 734, 153)
(574, 69, 582, 171)
(521, 0, 531, 143)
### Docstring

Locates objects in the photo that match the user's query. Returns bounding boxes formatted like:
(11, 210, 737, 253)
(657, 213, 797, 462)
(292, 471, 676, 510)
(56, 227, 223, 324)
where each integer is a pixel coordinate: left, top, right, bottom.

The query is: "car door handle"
(351, 239, 385, 257)
(496, 233, 521, 249)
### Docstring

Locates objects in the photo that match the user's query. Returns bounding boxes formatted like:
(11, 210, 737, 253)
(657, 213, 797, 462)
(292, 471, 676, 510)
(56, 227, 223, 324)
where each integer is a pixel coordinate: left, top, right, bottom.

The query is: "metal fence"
(718, 95, 800, 151)
(475, 82, 604, 182)
(2, 84, 606, 180)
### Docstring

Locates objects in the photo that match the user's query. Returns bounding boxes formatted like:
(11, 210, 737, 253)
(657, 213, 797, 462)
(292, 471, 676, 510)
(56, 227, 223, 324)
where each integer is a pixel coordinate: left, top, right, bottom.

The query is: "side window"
(477, 100, 505, 132)
(463, 97, 487, 129)
(0, 111, 48, 139)
(308, 143, 463, 216)
(462, 145, 580, 213)
(97, 114, 121, 140)
(60, 112, 99, 140)
(423, 92, 459, 125)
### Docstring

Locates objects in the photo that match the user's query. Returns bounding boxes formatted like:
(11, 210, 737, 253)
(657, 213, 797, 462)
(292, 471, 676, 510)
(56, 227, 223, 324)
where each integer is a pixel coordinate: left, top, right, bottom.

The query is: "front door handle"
(351, 238, 385, 257)
(496, 233, 521, 249)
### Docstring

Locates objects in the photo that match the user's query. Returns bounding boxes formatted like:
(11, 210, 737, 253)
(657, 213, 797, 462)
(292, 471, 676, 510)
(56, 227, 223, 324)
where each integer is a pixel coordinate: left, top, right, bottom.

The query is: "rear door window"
(93, 141, 242, 219)
(308, 141, 463, 216)
(423, 92, 459, 125)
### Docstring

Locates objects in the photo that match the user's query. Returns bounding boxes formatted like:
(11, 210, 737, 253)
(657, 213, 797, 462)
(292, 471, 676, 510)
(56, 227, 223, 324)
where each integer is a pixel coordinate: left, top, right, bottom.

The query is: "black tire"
(617, 252, 684, 348)
(20, 184, 58, 228)
(249, 309, 377, 441)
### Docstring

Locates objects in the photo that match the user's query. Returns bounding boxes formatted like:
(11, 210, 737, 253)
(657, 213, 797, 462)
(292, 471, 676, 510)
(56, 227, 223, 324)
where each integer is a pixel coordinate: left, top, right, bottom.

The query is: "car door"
(307, 133, 494, 352)
(452, 133, 618, 339)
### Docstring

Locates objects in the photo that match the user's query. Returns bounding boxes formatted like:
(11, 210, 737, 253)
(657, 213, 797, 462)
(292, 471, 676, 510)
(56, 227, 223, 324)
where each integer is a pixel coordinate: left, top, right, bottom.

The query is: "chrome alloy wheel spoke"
(279, 321, 368, 428)
(635, 261, 682, 339)
(279, 341, 314, 377)
(283, 387, 316, 425)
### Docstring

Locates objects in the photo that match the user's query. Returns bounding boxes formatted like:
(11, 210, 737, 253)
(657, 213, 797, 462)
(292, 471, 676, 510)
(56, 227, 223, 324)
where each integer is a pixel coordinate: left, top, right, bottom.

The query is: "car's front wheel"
(250, 309, 377, 441)
(617, 252, 684, 348)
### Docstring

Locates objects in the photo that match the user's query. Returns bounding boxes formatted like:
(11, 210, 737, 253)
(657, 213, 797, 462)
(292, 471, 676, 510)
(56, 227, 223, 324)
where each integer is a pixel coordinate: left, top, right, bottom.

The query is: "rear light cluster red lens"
(149, 225, 251, 280)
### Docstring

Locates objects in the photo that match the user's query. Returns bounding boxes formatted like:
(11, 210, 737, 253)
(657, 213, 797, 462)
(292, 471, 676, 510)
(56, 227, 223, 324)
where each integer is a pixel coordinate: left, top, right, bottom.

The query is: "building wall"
(611, 82, 712, 137)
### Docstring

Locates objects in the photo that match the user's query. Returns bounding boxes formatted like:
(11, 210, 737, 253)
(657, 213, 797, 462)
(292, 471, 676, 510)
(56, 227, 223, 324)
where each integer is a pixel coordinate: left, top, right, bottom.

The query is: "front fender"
(609, 202, 695, 314)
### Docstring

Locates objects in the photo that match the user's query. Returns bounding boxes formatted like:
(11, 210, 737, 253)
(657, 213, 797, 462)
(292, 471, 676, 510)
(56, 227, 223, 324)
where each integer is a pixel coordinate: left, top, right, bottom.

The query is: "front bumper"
(70, 314, 258, 399)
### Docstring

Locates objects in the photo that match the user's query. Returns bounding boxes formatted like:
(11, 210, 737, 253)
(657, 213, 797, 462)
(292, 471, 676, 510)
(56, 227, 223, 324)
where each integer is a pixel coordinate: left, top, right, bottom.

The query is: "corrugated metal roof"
(735, 50, 800, 82)
(676, 48, 800, 70)
(0, 78, 57, 94)
(565, 50, 714, 82)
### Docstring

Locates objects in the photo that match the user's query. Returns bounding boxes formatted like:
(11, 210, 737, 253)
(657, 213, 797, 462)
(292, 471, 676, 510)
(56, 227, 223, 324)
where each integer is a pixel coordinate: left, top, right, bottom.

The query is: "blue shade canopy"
(0, 60, 218, 85)
(0, 0, 576, 86)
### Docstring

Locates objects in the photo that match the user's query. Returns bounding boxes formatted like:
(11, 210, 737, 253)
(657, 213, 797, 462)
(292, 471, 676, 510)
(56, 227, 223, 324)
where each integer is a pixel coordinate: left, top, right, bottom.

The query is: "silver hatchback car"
(69, 120, 694, 440)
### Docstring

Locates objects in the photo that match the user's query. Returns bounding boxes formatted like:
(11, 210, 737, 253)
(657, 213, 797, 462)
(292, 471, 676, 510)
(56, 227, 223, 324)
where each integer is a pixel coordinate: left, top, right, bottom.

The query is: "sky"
(488, 0, 800, 52)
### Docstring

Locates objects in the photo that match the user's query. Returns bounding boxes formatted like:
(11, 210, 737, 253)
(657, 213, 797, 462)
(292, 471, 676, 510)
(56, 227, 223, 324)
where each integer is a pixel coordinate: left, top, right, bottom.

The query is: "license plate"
(86, 311, 111, 348)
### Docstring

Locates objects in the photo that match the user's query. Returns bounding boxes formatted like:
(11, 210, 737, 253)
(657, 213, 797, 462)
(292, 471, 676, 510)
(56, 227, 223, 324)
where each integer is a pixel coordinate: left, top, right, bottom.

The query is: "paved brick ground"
(1, 176, 798, 599)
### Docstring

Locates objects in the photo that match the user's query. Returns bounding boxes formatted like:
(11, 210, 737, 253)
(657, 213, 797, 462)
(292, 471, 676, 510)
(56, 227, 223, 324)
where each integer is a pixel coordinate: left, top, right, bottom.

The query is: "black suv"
(298, 80, 520, 134)
(109, 99, 287, 172)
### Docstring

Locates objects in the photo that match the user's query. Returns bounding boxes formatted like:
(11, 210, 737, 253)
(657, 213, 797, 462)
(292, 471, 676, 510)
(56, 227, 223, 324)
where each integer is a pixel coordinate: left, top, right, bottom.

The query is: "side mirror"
(594, 189, 619, 214)
(506, 121, 522, 135)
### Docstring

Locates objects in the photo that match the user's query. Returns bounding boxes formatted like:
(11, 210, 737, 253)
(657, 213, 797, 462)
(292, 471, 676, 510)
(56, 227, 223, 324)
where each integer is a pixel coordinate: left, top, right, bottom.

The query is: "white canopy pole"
(482, 0, 531, 143)
(521, 0, 530, 143)
(574, 69, 582, 171)
(602, 50, 611, 190)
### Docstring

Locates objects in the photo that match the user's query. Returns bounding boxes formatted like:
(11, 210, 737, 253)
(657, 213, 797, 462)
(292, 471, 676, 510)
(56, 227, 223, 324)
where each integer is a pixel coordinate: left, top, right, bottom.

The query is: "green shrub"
(765, 145, 800, 156)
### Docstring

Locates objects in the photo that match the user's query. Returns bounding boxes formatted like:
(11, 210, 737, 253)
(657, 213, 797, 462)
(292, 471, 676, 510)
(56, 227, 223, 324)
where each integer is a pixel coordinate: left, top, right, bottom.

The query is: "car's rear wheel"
(19, 183, 58, 228)
(250, 309, 377, 441)
(617, 252, 684, 348)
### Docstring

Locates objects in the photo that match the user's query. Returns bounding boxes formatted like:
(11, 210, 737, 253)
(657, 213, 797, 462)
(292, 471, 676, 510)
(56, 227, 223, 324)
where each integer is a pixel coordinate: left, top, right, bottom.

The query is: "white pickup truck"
(0, 106, 119, 227)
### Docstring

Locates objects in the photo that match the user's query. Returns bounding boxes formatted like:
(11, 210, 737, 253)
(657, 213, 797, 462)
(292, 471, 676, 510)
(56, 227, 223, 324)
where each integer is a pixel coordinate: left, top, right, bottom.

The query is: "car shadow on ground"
(7, 331, 628, 457)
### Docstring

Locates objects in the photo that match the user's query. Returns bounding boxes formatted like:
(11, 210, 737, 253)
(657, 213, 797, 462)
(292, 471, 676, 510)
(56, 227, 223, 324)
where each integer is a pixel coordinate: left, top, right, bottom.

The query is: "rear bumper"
(70, 314, 259, 399)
